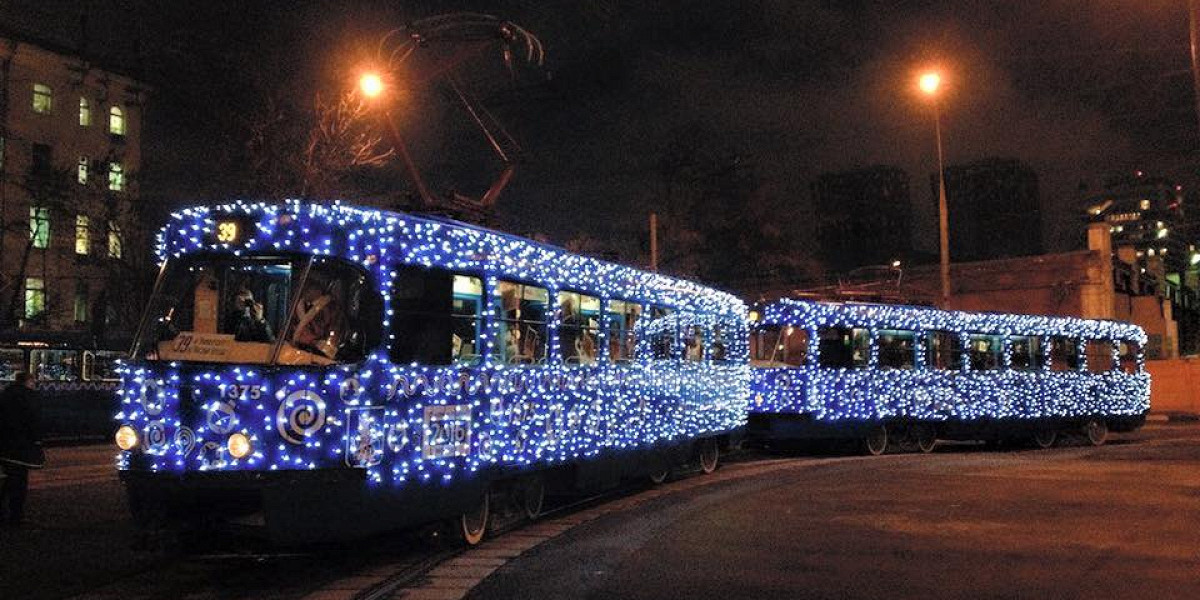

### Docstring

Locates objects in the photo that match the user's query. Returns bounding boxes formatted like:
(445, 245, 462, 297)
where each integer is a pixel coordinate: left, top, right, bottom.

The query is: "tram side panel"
(747, 300, 1150, 446)
(751, 366, 1148, 444)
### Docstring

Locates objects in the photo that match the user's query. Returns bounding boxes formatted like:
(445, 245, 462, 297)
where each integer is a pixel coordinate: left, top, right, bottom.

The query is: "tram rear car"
(115, 201, 748, 544)
(747, 299, 1150, 453)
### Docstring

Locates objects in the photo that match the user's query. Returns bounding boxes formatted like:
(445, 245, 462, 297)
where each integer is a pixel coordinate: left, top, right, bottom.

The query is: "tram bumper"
(120, 469, 370, 543)
(120, 467, 486, 544)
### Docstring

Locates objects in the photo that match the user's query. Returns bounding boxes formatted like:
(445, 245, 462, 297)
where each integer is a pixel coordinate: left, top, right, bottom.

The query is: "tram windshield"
(134, 255, 377, 366)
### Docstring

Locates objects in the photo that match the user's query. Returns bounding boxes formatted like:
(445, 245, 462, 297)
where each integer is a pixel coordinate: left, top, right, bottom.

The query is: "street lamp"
(919, 70, 951, 307)
(359, 72, 384, 98)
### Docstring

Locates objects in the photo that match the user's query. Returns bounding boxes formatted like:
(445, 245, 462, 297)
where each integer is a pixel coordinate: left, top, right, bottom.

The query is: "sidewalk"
(10, 443, 120, 491)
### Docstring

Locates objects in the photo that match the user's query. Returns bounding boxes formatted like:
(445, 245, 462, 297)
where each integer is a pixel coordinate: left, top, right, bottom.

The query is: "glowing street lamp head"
(360, 72, 384, 98)
(919, 72, 942, 96)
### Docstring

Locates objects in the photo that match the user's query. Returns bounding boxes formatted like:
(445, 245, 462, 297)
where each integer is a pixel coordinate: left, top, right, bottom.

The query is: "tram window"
(450, 276, 484, 365)
(926, 330, 963, 370)
(498, 281, 549, 364)
(877, 329, 917, 370)
(137, 256, 298, 364)
(82, 350, 123, 381)
(606, 300, 641, 362)
(31, 349, 79, 381)
(647, 306, 677, 360)
(1010, 335, 1044, 371)
(683, 323, 705, 362)
(390, 267, 480, 366)
(558, 291, 600, 365)
(0, 349, 25, 381)
(967, 334, 1003, 370)
(710, 323, 732, 362)
(1118, 341, 1141, 374)
(751, 325, 808, 367)
(282, 258, 381, 365)
(1049, 337, 1080, 371)
(817, 326, 869, 369)
(1085, 340, 1114, 374)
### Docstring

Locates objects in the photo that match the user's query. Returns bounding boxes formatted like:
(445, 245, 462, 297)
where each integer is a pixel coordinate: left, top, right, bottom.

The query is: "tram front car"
(115, 201, 750, 543)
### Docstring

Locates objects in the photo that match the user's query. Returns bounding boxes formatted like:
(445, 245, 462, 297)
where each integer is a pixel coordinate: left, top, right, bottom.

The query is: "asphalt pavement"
(4, 425, 1200, 600)
(467, 426, 1200, 600)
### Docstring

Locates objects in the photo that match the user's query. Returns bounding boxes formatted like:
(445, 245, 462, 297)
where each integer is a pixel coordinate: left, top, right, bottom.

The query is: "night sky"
(6, 0, 1198, 268)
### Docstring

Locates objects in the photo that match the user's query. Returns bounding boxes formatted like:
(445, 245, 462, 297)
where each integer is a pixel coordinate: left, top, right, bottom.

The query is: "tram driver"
(290, 277, 344, 358)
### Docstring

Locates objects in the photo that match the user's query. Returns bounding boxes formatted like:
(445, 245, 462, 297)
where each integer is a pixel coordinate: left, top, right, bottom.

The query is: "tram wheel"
(862, 424, 888, 456)
(521, 476, 545, 521)
(1083, 418, 1108, 447)
(1032, 428, 1058, 449)
(913, 424, 937, 454)
(698, 439, 720, 474)
(460, 488, 490, 546)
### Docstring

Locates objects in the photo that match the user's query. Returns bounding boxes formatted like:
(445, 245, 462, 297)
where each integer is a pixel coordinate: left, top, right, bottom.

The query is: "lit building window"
(108, 162, 125, 191)
(107, 221, 123, 258)
(78, 156, 89, 184)
(29, 207, 50, 249)
(109, 106, 125, 135)
(32, 83, 52, 114)
(79, 97, 91, 126)
(74, 281, 89, 323)
(75, 215, 90, 255)
(24, 278, 45, 319)
(1140, 199, 1151, 210)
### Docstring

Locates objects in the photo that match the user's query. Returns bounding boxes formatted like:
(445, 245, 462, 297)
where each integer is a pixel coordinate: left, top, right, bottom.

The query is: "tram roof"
(758, 297, 1147, 342)
(156, 200, 745, 315)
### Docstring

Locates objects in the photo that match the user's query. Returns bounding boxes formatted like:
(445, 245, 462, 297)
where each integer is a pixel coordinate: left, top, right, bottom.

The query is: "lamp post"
(359, 72, 436, 208)
(919, 71, 951, 307)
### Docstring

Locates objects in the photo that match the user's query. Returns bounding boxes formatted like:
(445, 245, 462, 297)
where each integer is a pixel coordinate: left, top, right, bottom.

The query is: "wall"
(1145, 358, 1200, 415)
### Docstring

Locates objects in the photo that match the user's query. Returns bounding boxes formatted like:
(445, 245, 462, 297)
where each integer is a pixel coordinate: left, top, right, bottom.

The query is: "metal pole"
(1189, 0, 1200, 141)
(934, 100, 951, 307)
(650, 212, 658, 273)
(383, 109, 436, 209)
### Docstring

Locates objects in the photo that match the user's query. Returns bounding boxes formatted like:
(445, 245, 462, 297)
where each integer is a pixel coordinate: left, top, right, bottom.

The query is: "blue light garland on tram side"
(750, 299, 1150, 423)
(118, 200, 749, 488)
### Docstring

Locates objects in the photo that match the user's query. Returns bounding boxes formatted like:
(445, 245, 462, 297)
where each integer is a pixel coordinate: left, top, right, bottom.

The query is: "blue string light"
(118, 200, 750, 486)
(750, 299, 1150, 423)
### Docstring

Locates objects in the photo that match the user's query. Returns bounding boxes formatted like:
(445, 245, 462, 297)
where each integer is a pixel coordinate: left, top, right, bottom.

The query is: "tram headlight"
(227, 432, 252, 459)
(115, 425, 139, 451)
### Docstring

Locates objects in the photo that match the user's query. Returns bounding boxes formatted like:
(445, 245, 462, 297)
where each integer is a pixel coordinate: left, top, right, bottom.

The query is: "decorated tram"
(747, 299, 1150, 454)
(114, 201, 749, 544)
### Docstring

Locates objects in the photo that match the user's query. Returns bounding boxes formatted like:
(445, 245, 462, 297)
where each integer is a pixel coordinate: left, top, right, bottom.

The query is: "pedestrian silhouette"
(0, 372, 45, 527)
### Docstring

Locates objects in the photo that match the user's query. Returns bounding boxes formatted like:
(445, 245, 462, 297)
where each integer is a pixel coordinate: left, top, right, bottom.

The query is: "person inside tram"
(505, 327, 522, 362)
(225, 286, 274, 343)
(290, 278, 344, 357)
(500, 286, 528, 364)
(711, 326, 727, 361)
(559, 296, 583, 362)
(685, 326, 704, 361)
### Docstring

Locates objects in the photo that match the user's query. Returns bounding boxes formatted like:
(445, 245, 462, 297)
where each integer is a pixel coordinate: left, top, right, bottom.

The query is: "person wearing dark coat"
(0, 372, 44, 527)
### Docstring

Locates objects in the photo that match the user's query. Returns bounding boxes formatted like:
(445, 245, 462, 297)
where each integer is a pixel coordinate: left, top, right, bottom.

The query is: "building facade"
(1083, 171, 1200, 355)
(936, 157, 1043, 262)
(1083, 171, 1191, 276)
(0, 33, 147, 348)
(811, 165, 913, 275)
